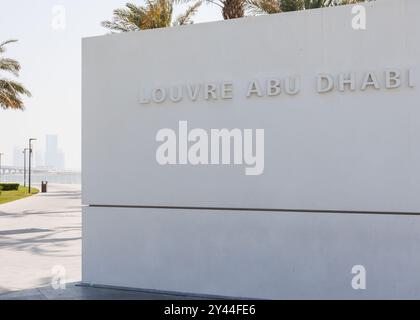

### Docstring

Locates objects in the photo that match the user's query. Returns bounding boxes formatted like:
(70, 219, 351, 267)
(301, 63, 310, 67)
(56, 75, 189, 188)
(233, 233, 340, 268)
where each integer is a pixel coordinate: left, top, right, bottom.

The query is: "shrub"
(0, 183, 20, 191)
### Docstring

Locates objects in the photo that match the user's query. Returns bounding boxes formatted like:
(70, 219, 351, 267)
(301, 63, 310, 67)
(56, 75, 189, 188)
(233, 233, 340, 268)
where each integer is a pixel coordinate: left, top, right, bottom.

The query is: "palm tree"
(185, 0, 246, 20)
(220, 0, 246, 19)
(102, 0, 202, 32)
(246, 0, 370, 15)
(0, 40, 31, 110)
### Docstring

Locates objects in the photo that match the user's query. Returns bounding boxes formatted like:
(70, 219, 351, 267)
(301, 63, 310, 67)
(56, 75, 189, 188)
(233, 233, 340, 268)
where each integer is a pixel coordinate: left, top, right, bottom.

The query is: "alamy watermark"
(51, 5, 66, 30)
(156, 121, 265, 176)
(51, 265, 66, 290)
(351, 265, 367, 290)
(352, 4, 367, 30)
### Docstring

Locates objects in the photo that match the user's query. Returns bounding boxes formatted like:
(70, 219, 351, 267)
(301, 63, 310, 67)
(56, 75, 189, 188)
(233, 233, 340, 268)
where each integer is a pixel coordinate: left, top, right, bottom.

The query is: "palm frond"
(173, 0, 202, 26)
(246, 0, 369, 15)
(0, 58, 21, 77)
(246, 0, 280, 14)
(141, 0, 173, 29)
(101, 3, 145, 32)
(0, 79, 32, 96)
(0, 40, 31, 110)
(0, 79, 31, 110)
(102, 0, 176, 32)
(0, 91, 23, 110)
(0, 39, 17, 54)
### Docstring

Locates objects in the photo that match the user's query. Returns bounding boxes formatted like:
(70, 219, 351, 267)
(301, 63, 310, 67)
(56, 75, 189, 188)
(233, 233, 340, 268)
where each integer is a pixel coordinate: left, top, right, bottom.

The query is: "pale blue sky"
(0, 0, 221, 170)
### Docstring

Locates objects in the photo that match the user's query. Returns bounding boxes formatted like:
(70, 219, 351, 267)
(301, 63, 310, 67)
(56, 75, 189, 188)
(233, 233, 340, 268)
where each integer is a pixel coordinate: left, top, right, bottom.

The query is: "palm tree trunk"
(222, 0, 245, 19)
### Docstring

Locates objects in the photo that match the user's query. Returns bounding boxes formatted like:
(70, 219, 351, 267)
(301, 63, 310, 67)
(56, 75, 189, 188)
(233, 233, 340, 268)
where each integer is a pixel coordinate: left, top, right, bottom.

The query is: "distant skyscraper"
(45, 134, 65, 170)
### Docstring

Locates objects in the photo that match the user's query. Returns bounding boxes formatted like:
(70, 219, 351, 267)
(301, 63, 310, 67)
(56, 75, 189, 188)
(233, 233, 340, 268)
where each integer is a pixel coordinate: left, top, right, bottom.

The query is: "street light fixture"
(28, 139, 37, 193)
(23, 148, 29, 187)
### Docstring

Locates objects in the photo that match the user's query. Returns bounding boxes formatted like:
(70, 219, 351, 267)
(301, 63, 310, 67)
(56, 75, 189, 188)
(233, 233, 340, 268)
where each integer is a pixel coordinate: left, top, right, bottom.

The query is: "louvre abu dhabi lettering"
(138, 68, 415, 104)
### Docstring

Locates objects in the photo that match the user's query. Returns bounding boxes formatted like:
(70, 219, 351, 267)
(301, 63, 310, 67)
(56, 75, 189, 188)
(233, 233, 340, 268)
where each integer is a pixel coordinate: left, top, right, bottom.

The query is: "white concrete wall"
(82, 0, 420, 299)
(83, 207, 420, 299)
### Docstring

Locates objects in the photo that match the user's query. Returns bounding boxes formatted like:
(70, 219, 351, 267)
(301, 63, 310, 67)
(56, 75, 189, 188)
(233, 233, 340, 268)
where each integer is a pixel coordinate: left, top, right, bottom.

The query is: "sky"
(0, 0, 221, 170)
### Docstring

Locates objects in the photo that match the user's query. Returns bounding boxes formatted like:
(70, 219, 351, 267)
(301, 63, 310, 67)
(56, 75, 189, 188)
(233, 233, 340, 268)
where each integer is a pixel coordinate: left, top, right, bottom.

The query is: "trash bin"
(41, 181, 48, 193)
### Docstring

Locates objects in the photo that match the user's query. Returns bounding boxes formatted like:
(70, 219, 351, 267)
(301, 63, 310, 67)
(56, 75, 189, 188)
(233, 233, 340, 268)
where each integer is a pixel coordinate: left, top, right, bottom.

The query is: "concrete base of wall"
(82, 207, 420, 299)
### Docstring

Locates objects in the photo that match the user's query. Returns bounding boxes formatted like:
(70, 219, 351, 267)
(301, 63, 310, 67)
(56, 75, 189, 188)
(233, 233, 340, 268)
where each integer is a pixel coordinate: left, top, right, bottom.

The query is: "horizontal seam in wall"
(86, 205, 420, 216)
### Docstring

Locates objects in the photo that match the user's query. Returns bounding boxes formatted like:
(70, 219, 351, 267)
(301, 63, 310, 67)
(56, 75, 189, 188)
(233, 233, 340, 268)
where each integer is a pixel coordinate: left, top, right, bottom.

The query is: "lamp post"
(28, 139, 36, 193)
(23, 148, 28, 187)
(0, 153, 3, 183)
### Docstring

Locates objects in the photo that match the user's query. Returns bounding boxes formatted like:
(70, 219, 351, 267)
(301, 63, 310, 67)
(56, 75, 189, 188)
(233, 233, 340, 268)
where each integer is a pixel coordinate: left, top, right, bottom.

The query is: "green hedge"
(0, 183, 20, 191)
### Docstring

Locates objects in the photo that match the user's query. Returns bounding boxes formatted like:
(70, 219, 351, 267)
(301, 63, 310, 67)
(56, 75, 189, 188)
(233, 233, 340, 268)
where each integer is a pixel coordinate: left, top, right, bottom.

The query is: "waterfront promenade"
(0, 184, 82, 294)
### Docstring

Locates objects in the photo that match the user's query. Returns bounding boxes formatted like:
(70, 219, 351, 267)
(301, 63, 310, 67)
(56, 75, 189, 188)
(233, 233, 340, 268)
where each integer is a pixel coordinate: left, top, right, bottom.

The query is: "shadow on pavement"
(0, 228, 52, 236)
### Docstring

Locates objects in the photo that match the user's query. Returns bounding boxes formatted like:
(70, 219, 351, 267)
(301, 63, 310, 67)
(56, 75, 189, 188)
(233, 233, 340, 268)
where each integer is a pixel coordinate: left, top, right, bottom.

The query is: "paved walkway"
(0, 184, 82, 295)
(0, 184, 204, 300)
(0, 283, 204, 300)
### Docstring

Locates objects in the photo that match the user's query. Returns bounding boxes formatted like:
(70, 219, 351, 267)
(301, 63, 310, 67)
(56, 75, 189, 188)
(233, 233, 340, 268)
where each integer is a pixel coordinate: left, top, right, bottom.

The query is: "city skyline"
(0, 0, 220, 170)
(12, 134, 66, 170)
